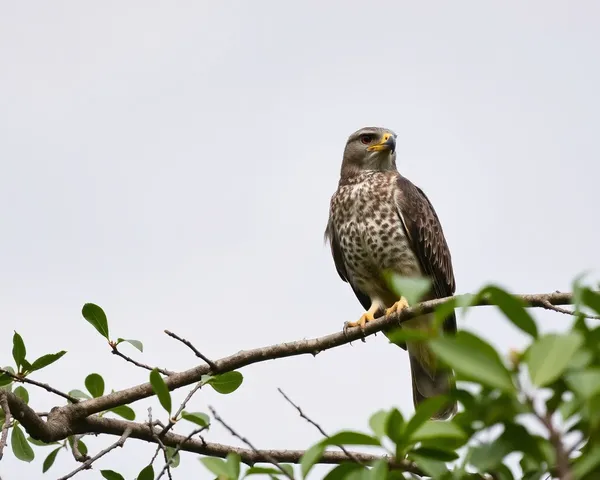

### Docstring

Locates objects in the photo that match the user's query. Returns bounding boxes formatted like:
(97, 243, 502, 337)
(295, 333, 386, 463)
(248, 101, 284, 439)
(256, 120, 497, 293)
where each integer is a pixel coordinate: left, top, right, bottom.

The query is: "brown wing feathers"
(394, 175, 457, 334)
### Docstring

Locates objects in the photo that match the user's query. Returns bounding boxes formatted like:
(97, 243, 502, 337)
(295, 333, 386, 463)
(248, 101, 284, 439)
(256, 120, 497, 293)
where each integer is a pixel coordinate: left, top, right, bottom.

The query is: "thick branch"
(0, 394, 11, 461)
(53, 290, 583, 423)
(81, 416, 422, 474)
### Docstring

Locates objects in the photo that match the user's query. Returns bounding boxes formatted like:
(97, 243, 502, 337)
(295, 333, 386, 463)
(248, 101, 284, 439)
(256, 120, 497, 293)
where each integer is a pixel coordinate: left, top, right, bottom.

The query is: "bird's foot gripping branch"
(1, 276, 600, 479)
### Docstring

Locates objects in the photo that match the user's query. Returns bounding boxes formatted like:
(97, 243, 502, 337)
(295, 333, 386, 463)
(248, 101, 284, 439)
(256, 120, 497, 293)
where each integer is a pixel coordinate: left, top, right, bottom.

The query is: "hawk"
(325, 126, 457, 420)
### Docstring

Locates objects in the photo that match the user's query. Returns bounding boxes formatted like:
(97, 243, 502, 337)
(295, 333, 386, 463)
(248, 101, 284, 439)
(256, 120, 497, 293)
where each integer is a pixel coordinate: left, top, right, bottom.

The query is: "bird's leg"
(385, 296, 410, 317)
(345, 301, 381, 329)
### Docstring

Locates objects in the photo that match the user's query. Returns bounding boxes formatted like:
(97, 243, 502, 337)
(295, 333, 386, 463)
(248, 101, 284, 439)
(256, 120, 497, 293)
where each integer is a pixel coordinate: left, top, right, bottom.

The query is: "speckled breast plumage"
(329, 171, 421, 303)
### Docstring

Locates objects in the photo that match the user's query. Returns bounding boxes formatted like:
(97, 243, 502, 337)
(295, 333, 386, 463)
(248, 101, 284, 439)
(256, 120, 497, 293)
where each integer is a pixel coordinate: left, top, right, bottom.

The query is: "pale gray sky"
(1, 2, 599, 479)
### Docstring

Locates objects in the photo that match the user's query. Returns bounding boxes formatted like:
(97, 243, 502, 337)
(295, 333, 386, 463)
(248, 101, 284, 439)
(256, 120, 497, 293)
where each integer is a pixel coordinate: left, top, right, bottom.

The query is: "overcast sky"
(1, 2, 599, 479)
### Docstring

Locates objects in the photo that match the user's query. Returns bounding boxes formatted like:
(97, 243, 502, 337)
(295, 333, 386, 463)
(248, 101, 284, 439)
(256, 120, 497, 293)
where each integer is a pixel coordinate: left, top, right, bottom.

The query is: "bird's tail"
(406, 338, 457, 420)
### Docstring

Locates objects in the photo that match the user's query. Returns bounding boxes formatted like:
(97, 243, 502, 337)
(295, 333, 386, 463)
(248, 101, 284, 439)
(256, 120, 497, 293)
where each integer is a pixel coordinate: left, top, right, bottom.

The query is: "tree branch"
(0, 393, 11, 461)
(539, 299, 600, 320)
(4, 290, 590, 474)
(57, 427, 132, 480)
(164, 330, 218, 371)
(209, 406, 294, 479)
(111, 347, 174, 376)
(278, 388, 363, 466)
(49, 290, 586, 424)
(0, 368, 77, 403)
(156, 426, 207, 479)
(80, 415, 421, 472)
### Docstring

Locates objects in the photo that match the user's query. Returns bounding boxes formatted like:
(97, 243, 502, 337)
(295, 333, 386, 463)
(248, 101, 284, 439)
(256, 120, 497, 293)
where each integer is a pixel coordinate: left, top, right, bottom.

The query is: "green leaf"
(12, 331, 26, 370)
(68, 436, 89, 456)
(434, 297, 460, 330)
(384, 273, 431, 306)
(117, 338, 144, 353)
(469, 437, 513, 471)
(42, 447, 62, 473)
(369, 459, 389, 480)
(480, 286, 538, 338)
(201, 457, 233, 477)
(384, 327, 431, 347)
(28, 437, 59, 447)
(566, 368, 600, 400)
(166, 446, 181, 468)
(492, 464, 516, 480)
(0, 367, 13, 387)
(568, 348, 593, 370)
(227, 452, 241, 479)
(323, 463, 365, 480)
(245, 466, 282, 476)
(182, 411, 210, 427)
(29, 351, 67, 373)
(410, 421, 467, 444)
(520, 455, 540, 477)
(205, 371, 243, 394)
(85, 373, 105, 398)
(581, 288, 600, 315)
(404, 396, 449, 439)
(559, 396, 579, 421)
(136, 464, 154, 480)
(301, 443, 325, 477)
(322, 431, 380, 447)
(14, 386, 29, 404)
(384, 408, 404, 444)
(150, 368, 171, 414)
(407, 453, 449, 477)
(409, 447, 459, 462)
(11, 424, 34, 462)
(368, 410, 389, 439)
(572, 442, 600, 479)
(429, 331, 515, 392)
(108, 405, 136, 421)
(526, 332, 583, 387)
(101, 471, 126, 480)
(81, 303, 110, 340)
(68, 389, 91, 401)
(279, 464, 294, 478)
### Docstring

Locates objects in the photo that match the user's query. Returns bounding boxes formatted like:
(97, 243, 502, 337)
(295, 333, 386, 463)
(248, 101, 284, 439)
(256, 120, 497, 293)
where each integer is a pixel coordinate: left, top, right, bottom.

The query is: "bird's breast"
(330, 175, 421, 296)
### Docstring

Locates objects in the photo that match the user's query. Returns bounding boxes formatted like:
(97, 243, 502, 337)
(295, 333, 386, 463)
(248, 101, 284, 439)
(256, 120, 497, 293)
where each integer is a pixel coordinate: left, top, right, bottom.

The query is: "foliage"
(0, 277, 599, 479)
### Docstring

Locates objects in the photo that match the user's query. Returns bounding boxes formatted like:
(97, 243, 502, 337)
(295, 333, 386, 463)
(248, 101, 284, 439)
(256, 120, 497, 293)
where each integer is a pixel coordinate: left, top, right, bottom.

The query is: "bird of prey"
(325, 126, 457, 420)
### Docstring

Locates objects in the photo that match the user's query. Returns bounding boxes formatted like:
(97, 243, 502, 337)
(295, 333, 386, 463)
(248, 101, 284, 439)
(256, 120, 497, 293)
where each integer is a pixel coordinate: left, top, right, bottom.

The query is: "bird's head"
(340, 126, 397, 177)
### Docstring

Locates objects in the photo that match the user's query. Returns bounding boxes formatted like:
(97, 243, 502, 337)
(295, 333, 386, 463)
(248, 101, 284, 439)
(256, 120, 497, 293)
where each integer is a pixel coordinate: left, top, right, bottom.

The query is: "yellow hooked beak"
(367, 133, 396, 153)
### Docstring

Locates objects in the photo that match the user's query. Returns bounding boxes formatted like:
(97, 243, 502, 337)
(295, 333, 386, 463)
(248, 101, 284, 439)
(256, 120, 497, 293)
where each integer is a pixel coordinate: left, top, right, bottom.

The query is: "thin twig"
(57, 427, 132, 480)
(0, 368, 77, 403)
(150, 444, 163, 465)
(209, 406, 294, 479)
(540, 299, 600, 320)
(70, 434, 90, 462)
(156, 427, 208, 480)
(0, 393, 12, 461)
(148, 408, 173, 480)
(164, 330, 218, 371)
(534, 410, 573, 480)
(278, 388, 363, 466)
(160, 381, 203, 438)
(111, 347, 174, 376)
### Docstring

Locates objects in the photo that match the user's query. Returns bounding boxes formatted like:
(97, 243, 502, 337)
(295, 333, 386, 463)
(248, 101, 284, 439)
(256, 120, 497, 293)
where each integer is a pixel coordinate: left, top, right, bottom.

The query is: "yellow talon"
(385, 297, 410, 317)
(346, 311, 376, 329)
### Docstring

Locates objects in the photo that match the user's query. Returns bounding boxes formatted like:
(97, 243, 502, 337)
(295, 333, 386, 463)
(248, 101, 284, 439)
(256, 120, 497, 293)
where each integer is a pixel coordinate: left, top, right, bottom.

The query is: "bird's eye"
(360, 135, 374, 145)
